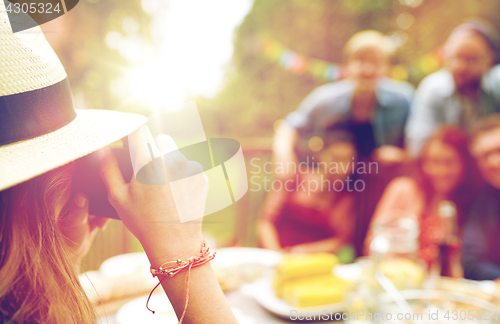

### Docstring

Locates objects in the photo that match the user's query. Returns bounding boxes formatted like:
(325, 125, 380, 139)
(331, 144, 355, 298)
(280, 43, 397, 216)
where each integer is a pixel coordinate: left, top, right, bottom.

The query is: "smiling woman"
(363, 126, 481, 275)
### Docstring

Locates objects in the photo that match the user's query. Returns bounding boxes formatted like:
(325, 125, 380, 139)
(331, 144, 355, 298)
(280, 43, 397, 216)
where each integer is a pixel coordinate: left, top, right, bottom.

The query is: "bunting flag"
(258, 34, 444, 82)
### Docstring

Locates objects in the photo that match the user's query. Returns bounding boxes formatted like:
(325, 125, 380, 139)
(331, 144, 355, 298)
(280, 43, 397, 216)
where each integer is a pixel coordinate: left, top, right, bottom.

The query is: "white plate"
(251, 272, 345, 319)
(212, 247, 281, 268)
(115, 293, 177, 324)
(99, 248, 281, 277)
(115, 292, 265, 324)
(334, 263, 363, 282)
(99, 252, 150, 278)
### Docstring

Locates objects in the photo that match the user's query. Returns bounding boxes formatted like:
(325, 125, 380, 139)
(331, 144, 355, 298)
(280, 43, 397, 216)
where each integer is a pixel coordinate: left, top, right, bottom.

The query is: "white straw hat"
(0, 2, 147, 191)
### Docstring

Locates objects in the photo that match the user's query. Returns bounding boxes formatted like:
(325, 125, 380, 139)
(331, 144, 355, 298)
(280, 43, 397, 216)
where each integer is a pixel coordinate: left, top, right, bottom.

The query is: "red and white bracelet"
(146, 240, 216, 324)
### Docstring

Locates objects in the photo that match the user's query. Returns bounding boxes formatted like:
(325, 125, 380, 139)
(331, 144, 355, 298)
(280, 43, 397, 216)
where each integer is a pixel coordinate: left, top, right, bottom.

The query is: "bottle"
(437, 201, 458, 277)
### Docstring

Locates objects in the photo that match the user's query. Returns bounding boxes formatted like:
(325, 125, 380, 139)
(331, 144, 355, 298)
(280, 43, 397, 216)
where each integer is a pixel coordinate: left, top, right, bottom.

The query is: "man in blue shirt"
(463, 114, 500, 280)
(274, 30, 414, 177)
(272, 31, 414, 257)
(406, 21, 500, 156)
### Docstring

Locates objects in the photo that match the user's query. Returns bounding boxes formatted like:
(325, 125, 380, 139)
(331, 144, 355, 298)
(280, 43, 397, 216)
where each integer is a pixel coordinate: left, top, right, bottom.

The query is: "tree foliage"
(47, 0, 152, 115)
(199, 0, 500, 139)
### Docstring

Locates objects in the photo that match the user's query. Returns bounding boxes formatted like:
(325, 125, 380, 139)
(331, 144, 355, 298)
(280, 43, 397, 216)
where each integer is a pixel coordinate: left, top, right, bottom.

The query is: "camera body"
(72, 147, 132, 220)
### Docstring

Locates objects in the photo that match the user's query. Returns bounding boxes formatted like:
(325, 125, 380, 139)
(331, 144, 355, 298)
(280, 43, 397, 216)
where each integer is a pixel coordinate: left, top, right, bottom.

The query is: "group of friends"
(258, 20, 500, 281)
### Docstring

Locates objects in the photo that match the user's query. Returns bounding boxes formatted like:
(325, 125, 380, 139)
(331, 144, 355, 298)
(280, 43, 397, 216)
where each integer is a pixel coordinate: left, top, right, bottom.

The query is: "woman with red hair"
(363, 126, 480, 276)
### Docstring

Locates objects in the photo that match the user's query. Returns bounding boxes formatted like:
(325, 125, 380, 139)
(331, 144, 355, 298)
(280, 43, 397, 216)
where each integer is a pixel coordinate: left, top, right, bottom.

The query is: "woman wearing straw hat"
(0, 4, 237, 323)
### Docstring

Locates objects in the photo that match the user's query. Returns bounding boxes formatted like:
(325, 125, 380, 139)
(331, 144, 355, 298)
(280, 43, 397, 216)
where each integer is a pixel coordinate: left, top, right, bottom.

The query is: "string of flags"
(258, 34, 444, 82)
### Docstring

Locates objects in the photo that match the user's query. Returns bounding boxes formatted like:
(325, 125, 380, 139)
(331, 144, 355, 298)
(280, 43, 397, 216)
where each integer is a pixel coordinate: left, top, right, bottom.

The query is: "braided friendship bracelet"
(146, 240, 216, 324)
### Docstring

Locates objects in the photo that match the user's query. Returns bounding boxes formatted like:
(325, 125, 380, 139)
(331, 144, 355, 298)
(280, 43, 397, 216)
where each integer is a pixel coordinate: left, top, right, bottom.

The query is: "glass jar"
(370, 211, 419, 261)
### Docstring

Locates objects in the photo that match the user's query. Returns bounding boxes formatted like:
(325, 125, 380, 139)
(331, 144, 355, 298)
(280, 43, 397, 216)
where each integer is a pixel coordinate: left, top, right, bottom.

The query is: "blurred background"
(41, 0, 500, 271)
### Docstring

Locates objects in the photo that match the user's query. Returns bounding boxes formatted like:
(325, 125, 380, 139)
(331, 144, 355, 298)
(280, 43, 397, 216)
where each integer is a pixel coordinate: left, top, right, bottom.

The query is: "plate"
(99, 247, 281, 276)
(99, 252, 151, 278)
(334, 263, 363, 282)
(115, 293, 178, 324)
(251, 272, 345, 319)
(212, 247, 281, 268)
(374, 289, 500, 324)
(115, 292, 265, 324)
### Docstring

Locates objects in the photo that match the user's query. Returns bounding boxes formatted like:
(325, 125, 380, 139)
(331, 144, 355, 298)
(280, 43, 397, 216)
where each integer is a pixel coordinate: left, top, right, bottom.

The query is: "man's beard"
(455, 75, 482, 96)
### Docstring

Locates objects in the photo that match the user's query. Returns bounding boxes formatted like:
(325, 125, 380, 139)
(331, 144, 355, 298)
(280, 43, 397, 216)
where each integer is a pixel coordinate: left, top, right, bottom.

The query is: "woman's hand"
(286, 244, 312, 254)
(99, 126, 209, 266)
(287, 238, 343, 254)
(99, 126, 237, 324)
(57, 192, 109, 264)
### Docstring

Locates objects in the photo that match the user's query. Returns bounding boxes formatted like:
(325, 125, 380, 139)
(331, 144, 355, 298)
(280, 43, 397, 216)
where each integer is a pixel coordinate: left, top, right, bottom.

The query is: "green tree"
(200, 0, 500, 139)
(49, 0, 152, 115)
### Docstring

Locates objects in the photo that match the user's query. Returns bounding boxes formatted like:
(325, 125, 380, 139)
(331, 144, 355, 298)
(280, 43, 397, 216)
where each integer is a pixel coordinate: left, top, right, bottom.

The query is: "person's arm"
(362, 177, 421, 255)
(99, 126, 237, 324)
(258, 221, 282, 251)
(274, 84, 335, 180)
(288, 237, 345, 254)
(288, 193, 355, 254)
(272, 121, 299, 181)
(372, 98, 409, 165)
(484, 64, 500, 106)
(462, 220, 500, 281)
(405, 75, 443, 156)
(258, 187, 291, 251)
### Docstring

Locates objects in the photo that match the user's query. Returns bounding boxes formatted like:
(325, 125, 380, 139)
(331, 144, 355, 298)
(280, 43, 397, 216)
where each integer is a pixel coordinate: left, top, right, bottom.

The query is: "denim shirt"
(285, 78, 414, 149)
(406, 65, 500, 156)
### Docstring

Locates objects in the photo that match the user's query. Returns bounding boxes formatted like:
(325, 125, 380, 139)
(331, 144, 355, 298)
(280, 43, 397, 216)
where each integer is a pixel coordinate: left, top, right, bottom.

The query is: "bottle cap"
(438, 201, 457, 218)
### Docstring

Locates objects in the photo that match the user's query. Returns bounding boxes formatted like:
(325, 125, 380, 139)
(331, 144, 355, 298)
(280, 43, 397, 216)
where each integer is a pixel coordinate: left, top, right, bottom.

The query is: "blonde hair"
(0, 162, 96, 323)
(343, 30, 394, 58)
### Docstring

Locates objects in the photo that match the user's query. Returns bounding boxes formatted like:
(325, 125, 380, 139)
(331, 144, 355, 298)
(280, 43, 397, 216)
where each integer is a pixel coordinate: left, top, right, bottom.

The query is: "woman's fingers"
(128, 126, 152, 169)
(143, 126, 161, 156)
(156, 134, 178, 154)
(99, 147, 126, 204)
(129, 125, 162, 175)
